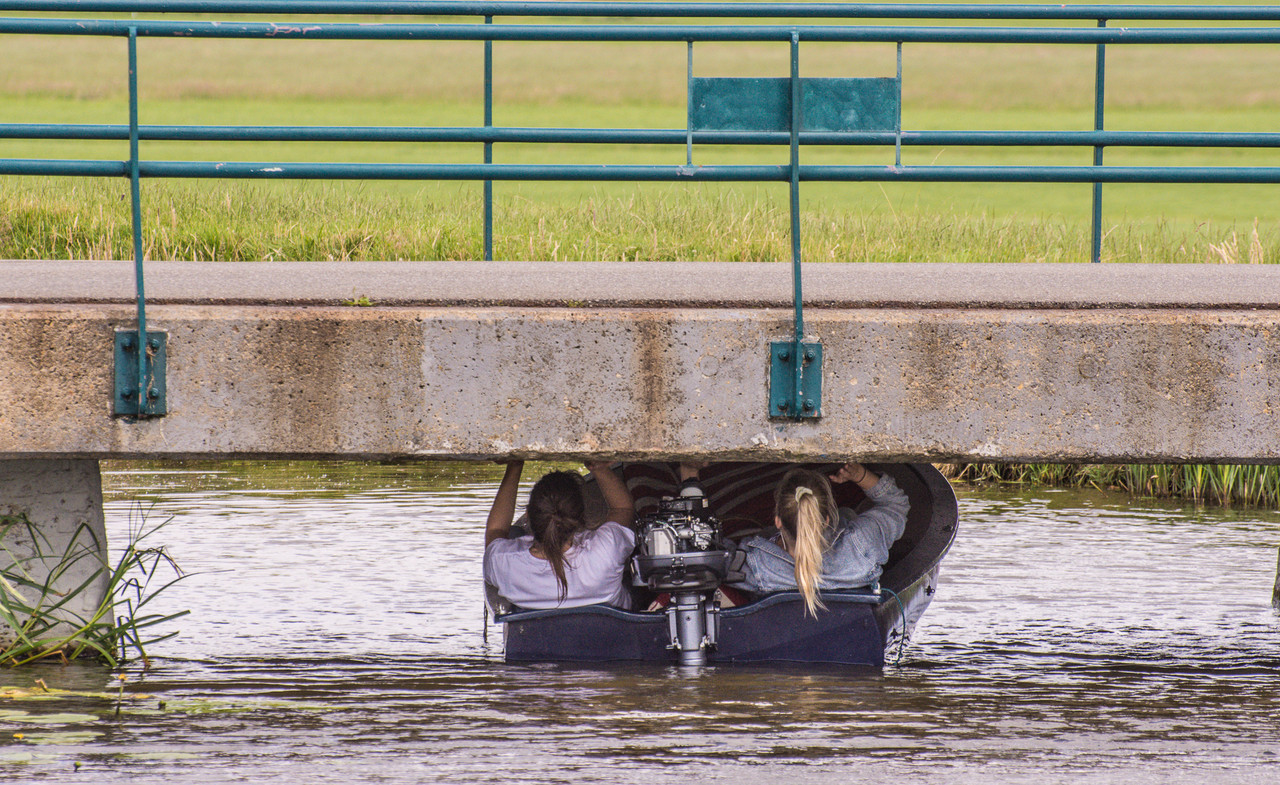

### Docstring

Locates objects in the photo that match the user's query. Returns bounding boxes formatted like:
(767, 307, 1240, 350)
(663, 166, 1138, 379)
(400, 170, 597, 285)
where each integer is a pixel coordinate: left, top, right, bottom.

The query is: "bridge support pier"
(0, 460, 110, 653)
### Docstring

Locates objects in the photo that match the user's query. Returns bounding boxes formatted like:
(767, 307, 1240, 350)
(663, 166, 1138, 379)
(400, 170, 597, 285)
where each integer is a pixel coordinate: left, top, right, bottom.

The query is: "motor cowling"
(632, 492, 731, 594)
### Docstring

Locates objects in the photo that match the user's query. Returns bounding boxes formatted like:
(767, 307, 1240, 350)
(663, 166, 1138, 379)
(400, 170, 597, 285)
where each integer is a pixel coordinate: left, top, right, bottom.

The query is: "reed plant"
(0, 505, 188, 667)
(942, 463, 1280, 507)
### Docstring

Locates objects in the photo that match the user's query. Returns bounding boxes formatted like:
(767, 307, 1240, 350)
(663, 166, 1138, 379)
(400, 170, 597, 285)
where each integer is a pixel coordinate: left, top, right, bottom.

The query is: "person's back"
(483, 462, 635, 610)
(730, 463, 909, 615)
(484, 519, 634, 609)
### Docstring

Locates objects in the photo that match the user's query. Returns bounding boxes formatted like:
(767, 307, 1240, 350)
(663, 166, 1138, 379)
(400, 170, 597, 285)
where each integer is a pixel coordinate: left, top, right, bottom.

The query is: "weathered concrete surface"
(0, 460, 109, 648)
(1, 260, 1278, 463)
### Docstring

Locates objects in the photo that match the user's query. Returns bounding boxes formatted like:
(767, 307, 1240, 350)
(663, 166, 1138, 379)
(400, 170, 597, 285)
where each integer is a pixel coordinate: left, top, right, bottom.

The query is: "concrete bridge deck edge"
(6, 261, 1280, 311)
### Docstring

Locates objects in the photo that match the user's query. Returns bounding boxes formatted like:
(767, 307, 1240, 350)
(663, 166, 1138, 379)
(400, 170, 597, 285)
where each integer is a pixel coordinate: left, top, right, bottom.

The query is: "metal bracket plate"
(769, 340, 822, 419)
(690, 77, 901, 132)
(113, 329, 167, 417)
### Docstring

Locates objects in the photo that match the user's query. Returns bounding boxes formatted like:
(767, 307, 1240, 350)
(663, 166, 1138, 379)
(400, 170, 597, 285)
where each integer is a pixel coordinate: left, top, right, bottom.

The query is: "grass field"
(4, 8, 1280, 262)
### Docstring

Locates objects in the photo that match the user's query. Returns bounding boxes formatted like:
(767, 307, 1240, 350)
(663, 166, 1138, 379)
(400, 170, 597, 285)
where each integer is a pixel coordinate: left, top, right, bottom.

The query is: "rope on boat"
(881, 586, 908, 667)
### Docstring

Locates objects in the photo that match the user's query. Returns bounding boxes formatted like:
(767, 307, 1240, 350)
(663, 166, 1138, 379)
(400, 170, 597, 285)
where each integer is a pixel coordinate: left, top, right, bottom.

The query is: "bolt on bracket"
(114, 329, 167, 417)
(769, 339, 822, 419)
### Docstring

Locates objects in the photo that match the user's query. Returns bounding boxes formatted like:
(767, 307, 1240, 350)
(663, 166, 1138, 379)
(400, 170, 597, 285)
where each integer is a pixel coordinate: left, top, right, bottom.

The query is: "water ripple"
(6, 463, 1274, 783)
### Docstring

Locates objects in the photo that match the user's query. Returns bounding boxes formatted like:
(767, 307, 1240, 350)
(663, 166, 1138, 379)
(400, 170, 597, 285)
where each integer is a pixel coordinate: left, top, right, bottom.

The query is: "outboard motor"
(632, 482, 731, 666)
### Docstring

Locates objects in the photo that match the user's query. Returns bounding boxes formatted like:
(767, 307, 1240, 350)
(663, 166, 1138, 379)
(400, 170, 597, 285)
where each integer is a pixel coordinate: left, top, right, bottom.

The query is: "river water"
(2, 460, 1278, 783)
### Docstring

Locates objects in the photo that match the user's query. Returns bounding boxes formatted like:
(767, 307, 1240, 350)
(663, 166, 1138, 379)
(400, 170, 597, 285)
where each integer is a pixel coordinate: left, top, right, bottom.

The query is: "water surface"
(1, 461, 1277, 783)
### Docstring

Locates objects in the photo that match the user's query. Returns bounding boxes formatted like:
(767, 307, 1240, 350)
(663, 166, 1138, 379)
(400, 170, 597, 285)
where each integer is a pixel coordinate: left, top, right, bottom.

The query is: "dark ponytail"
(527, 471, 589, 600)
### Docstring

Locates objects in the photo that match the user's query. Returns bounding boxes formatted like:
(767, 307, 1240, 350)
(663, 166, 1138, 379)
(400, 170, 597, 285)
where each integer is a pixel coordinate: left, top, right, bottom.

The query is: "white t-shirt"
(483, 521, 636, 610)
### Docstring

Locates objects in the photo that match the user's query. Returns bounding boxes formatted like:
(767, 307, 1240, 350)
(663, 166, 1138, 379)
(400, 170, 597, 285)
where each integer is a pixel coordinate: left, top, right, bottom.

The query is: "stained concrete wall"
(1, 261, 1279, 463)
(0, 460, 109, 650)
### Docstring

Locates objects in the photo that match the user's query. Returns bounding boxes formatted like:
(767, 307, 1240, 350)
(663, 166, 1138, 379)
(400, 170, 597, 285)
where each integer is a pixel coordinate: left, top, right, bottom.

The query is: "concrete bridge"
(4, 259, 1280, 634)
(5, 260, 1280, 464)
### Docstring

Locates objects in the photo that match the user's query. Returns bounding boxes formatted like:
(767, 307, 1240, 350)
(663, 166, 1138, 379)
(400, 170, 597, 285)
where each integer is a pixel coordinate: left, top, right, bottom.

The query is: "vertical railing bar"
(128, 25, 149, 415)
(483, 14, 494, 261)
(686, 40, 694, 166)
(1091, 17, 1106, 264)
(895, 41, 903, 168)
(789, 31, 804, 413)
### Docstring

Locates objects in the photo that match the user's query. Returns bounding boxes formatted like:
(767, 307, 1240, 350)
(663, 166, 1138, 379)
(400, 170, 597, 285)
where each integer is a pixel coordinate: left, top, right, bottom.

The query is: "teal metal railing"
(3, 2, 1280, 419)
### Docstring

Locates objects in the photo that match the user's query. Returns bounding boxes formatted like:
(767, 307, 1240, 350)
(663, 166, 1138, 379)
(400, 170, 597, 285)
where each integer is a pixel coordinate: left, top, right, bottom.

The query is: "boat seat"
(724, 586, 883, 615)
(495, 601, 648, 624)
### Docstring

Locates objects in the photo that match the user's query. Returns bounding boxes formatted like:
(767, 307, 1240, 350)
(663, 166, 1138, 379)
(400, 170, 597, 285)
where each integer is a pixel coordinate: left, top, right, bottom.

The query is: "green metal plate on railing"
(690, 77, 900, 132)
(114, 329, 167, 417)
(769, 339, 823, 419)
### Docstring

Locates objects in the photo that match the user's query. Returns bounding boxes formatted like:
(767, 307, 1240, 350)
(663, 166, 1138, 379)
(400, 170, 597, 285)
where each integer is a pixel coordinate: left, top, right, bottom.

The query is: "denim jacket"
(730, 475, 910, 595)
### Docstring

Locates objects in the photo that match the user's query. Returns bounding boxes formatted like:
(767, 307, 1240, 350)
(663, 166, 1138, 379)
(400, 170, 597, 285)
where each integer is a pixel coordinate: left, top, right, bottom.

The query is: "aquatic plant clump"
(0, 507, 188, 668)
(942, 462, 1280, 507)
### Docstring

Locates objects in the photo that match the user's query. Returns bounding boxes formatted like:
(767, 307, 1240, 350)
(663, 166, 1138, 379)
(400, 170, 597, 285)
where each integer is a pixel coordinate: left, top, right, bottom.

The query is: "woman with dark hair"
(731, 462, 909, 617)
(483, 461, 636, 609)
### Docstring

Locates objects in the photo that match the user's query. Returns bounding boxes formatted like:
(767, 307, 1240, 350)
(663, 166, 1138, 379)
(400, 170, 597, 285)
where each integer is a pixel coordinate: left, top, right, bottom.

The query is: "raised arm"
(485, 461, 524, 547)
(829, 461, 880, 492)
(586, 462, 635, 529)
(829, 461, 910, 559)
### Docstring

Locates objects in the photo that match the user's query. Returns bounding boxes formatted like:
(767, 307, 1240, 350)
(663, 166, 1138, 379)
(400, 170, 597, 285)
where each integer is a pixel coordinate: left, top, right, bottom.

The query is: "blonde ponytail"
(775, 469, 838, 618)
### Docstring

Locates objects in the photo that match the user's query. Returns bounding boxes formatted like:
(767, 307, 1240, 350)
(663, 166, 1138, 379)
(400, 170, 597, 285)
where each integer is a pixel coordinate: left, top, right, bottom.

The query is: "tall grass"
(3, 179, 1277, 264)
(0, 505, 188, 667)
(943, 463, 1280, 507)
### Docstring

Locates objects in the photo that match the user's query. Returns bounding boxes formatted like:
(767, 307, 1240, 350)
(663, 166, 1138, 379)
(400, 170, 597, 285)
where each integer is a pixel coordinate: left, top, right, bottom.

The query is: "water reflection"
(0, 461, 1276, 783)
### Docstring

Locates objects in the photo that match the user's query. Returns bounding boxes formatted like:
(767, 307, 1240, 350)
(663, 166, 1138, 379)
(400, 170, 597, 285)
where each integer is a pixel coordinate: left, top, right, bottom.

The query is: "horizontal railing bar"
(904, 131, 1280, 148)
(3, 159, 790, 180)
(8, 124, 1280, 149)
(5, 2, 1280, 22)
(4, 18, 1280, 43)
(0, 159, 130, 176)
(6, 158, 1280, 184)
(810, 165, 1280, 183)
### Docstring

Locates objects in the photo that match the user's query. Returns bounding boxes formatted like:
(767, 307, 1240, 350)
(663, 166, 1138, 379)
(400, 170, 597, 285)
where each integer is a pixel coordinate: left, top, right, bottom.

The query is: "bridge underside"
(3, 261, 1279, 464)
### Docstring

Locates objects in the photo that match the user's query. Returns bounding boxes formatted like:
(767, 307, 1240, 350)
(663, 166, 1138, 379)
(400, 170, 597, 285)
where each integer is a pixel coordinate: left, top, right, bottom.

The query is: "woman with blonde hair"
(731, 462, 910, 617)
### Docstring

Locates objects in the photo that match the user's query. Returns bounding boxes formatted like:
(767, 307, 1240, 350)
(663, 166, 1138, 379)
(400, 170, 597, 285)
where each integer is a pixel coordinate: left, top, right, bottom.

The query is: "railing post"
(483, 14, 494, 261)
(770, 31, 822, 420)
(1091, 18, 1107, 264)
(686, 40, 694, 166)
(114, 25, 166, 418)
(895, 41, 903, 168)
(789, 31, 802, 340)
(129, 25, 146, 400)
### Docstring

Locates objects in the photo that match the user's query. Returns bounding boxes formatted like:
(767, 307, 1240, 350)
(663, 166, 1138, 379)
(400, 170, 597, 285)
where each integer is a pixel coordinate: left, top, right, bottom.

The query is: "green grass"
(5, 176, 1276, 263)
(4, 12, 1280, 262)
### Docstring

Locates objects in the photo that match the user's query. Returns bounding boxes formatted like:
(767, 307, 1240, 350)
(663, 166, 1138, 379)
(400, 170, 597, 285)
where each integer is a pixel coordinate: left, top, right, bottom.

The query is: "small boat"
(492, 462, 958, 667)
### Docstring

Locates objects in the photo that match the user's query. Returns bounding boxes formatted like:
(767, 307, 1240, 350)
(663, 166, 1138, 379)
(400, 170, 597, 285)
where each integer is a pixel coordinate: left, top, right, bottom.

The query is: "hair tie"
(794, 486, 814, 504)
